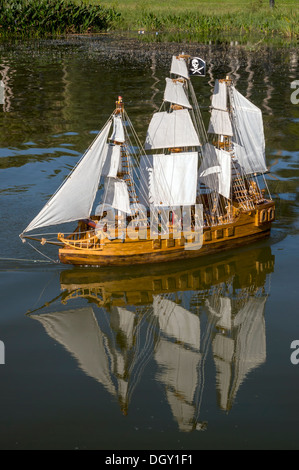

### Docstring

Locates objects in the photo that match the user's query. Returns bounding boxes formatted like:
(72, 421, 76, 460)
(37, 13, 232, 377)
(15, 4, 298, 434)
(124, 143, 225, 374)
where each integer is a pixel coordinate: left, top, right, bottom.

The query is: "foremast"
(110, 97, 139, 208)
(20, 95, 142, 247)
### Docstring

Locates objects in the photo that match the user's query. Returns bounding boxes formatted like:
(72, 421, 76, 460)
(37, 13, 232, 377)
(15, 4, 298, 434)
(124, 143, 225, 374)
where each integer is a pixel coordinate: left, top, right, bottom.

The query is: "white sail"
(102, 144, 121, 178)
(231, 87, 267, 175)
(208, 77, 230, 136)
(104, 177, 132, 214)
(200, 166, 221, 177)
(211, 79, 227, 111)
(199, 144, 231, 199)
(164, 78, 192, 109)
(208, 109, 233, 136)
(217, 149, 232, 200)
(170, 55, 190, 80)
(146, 152, 198, 207)
(23, 120, 112, 233)
(110, 115, 125, 143)
(144, 109, 200, 150)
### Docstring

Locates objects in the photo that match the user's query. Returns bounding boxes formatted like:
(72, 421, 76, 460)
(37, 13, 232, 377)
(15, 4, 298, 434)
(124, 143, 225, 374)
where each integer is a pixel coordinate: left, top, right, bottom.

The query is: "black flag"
(189, 57, 206, 77)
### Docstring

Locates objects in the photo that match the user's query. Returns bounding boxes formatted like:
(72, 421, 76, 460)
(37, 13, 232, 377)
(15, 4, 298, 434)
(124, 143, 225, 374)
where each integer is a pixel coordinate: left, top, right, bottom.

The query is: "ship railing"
(58, 230, 103, 251)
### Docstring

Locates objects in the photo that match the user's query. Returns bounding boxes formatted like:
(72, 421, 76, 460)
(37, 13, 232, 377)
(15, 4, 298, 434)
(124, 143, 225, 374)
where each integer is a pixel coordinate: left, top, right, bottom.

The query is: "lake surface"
(0, 35, 298, 450)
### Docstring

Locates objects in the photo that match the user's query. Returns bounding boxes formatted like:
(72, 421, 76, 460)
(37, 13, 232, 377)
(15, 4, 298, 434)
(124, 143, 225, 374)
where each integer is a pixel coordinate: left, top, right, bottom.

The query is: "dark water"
(0, 35, 298, 450)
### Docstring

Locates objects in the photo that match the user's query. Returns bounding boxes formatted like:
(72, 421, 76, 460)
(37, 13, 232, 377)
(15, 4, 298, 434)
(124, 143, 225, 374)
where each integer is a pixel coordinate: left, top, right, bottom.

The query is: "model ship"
(20, 54, 275, 266)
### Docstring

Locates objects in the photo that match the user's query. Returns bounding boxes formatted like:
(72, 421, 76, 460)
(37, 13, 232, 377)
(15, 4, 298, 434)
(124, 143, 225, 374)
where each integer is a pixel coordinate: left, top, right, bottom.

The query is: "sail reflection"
(29, 245, 274, 430)
(153, 295, 202, 432)
(210, 295, 267, 412)
(32, 307, 117, 397)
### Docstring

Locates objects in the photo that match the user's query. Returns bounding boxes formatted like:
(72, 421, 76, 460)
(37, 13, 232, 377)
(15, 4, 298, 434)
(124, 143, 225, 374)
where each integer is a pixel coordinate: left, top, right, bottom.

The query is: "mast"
(96, 95, 148, 229)
(197, 76, 233, 224)
(113, 96, 139, 206)
(228, 79, 270, 207)
(225, 77, 254, 213)
(200, 73, 271, 221)
(21, 93, 145, 241)
(141, 54, 205, 231)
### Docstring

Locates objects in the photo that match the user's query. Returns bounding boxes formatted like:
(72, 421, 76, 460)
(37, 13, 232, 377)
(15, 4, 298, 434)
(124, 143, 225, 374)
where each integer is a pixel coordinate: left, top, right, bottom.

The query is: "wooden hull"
(58, 201, 275, 267)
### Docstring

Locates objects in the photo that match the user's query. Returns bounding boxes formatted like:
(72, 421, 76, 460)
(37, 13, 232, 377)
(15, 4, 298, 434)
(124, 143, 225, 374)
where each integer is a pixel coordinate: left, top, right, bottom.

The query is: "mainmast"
(141, 54, 202, 215)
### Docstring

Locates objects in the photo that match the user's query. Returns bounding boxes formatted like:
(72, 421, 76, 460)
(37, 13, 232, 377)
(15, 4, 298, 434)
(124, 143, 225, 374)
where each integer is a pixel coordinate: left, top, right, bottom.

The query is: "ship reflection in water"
(28, 245, 274, 432)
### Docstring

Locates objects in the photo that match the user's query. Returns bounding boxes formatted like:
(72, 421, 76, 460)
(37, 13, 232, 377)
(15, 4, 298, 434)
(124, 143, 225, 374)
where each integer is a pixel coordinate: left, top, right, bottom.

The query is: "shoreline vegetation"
(0, 0, 298, 43)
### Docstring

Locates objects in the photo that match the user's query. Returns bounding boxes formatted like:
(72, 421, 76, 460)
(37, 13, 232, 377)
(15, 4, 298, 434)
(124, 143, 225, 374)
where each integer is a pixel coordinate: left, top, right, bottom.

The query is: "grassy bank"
(0, 0, 120, 36)
(0, 0, 297, 39)
(103, 0, 299, 39)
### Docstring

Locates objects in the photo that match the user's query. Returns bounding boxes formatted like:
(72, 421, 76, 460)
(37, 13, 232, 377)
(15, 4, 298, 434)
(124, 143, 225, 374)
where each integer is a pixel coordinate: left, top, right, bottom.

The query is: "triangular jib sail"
(22, 120, 112, 234)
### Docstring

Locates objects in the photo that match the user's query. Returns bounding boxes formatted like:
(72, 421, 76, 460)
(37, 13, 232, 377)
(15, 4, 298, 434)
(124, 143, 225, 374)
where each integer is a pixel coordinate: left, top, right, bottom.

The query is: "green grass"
(0, 0, 120, 37)
(98, 0, 299, 39)
(0, 0, 297, 39)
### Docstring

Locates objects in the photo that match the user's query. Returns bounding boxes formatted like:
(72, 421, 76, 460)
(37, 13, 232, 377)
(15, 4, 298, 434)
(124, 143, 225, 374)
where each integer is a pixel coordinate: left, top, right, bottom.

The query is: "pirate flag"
(189, 57, 206, 77)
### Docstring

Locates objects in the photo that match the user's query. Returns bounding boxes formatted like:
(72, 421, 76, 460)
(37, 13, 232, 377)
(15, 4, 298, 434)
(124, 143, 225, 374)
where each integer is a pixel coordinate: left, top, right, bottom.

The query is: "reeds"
(130, 10, 299, 39)
(0, 0, 298, 40)
(106, 0, 299, 40)
(0, 0, 120, 37)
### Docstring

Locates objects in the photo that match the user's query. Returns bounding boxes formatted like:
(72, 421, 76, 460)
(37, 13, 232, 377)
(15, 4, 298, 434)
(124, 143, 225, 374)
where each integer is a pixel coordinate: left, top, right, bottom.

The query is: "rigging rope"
(0, 257, 52, 263)
(26, 241, 60, 264)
